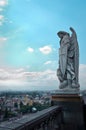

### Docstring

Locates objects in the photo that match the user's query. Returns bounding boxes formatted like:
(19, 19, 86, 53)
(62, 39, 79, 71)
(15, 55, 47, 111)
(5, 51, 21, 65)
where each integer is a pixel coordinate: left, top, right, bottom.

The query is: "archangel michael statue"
(57, 27, 80, 89)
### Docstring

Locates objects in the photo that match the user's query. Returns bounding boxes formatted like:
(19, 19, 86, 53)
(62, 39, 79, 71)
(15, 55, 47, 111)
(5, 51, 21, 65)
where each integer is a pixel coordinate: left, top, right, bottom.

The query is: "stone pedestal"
(51, 92, 85, 130)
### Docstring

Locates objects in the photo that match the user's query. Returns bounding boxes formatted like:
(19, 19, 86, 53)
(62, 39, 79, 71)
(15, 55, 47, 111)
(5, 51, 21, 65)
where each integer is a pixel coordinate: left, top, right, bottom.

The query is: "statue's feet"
(71, 83, 80, 89)
(59, 80, 80, 91)
(59, 80, 67, 89)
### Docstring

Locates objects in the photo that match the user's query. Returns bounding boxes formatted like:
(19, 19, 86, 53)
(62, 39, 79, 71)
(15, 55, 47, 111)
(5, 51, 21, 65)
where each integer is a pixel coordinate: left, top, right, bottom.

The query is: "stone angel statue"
(57, 27, 80, 89)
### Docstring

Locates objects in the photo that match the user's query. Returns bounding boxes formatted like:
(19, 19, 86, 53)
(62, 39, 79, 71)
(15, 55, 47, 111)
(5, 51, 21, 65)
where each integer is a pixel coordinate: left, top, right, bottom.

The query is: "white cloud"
(0, 15, 4, 25)
(79, 64, 86, 89)
(0, 15, 4, 20)
(44, 61, 52, 65)
(0, 0, 8, 26)
(27, 47, 34, 53)
(15, 68, 25, 73)
(0, 37, 7, 47)
(0, 67, 58, 91)
(0, 64, 86, 91)
(0, 37, 7, 42)
(39, 46, 52, 54)
(0, 0, 8, 6)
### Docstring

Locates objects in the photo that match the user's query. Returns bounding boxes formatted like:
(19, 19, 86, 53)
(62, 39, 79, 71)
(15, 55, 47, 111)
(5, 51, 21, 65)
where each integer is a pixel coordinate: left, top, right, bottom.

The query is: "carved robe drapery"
(57, 27, 80, 89)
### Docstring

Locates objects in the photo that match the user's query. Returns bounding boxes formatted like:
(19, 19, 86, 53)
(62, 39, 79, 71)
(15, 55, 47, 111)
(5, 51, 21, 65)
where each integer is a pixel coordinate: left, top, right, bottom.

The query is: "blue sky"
(0, 0, 86, 91)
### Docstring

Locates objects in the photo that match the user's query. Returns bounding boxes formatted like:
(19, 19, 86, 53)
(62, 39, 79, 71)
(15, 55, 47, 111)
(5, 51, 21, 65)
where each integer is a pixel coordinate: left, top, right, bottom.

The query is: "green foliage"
(20, 104, 31, 114)
(4, 107, 9, 118)
(20, 101, 23, 108)
(4, 107, 18, 119)
(33, 102, 50, 111)
(14, 102, 18, 108)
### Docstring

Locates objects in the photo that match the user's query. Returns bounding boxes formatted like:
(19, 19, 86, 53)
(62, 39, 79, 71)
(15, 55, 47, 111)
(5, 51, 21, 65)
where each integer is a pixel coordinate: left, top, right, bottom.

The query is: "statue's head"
(57, 31, 69, 39)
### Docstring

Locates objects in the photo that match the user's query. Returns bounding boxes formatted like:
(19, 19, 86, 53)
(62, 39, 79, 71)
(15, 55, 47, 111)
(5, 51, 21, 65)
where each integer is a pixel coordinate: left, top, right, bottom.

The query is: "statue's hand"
(70, 27, 77, 38)
(70, 27, 75, 33)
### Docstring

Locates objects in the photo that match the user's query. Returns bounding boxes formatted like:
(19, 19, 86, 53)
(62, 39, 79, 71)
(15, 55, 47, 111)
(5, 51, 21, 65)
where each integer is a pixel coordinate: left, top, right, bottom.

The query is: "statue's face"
(59, 33, 64, 39)
(58, 31, 70, 39)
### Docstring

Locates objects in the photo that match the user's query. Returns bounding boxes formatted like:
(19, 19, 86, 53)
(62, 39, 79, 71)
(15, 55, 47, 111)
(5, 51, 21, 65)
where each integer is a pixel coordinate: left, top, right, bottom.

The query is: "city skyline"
(0, 0, 86, 91)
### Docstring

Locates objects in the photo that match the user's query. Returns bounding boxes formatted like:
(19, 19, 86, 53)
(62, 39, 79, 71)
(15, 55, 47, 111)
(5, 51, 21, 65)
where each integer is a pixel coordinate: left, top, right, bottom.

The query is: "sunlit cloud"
(27, 47, 34, 53)
(0, 37, 7, 47)
(44, 61, 52, 65)
(0, 15, 4, 20)
(39, 46, 52, 54)
(0, 37, 7, 41)
(0, 15, 4, 25)
(0, 67, 58, 91)
(0, 0, 8, 7)
(0, 0, 8, 25)
(0, 68, 27, 80)
(15, 68, 25, 73)
(79, 64, 86, 89)
(0, 64, 86, 91)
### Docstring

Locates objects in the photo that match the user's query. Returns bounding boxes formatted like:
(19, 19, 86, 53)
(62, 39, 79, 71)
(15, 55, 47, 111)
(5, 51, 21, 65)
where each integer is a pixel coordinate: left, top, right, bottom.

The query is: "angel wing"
(70, 27, 79, 83)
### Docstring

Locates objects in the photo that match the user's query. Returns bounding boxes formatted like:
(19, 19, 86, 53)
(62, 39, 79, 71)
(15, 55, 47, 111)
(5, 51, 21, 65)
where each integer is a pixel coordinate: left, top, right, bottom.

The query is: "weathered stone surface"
(57, 27, 80, 90)
(51, 94, 85, 130)
(0, 106, 63, 130)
